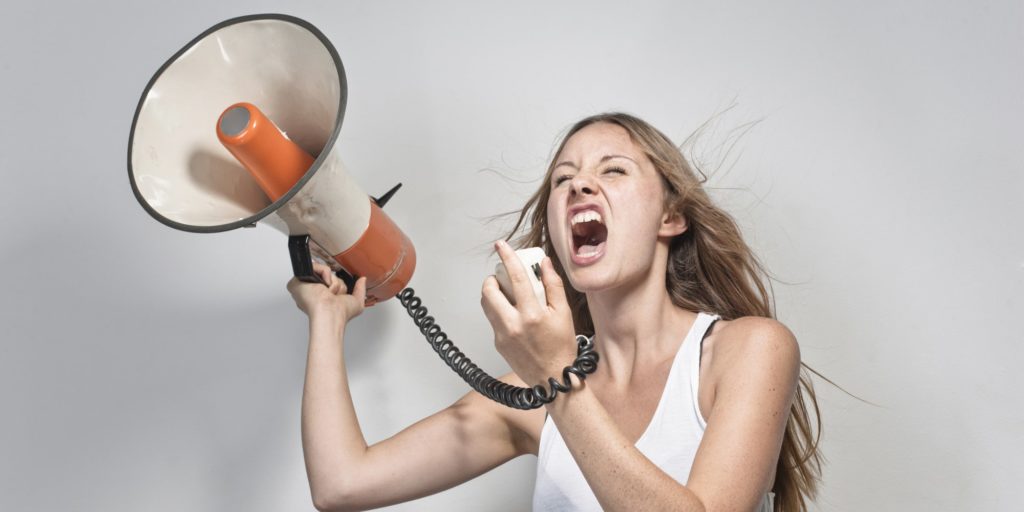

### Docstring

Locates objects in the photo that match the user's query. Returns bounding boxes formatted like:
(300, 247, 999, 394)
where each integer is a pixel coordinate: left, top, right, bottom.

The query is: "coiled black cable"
(397, 288, 599, 410)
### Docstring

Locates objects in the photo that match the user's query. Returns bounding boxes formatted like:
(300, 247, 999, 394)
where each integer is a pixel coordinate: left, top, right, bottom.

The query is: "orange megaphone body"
(215, 102, 415, 305)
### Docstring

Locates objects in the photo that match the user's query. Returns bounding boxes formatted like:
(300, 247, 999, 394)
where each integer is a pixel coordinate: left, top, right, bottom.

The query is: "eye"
(603, 166, 626, 175)
(553, 174, 573, 186)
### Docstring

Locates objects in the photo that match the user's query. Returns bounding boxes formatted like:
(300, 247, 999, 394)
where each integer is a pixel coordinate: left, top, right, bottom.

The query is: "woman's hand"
(481, 240, 577, 386)
(287, 262, 367, 326)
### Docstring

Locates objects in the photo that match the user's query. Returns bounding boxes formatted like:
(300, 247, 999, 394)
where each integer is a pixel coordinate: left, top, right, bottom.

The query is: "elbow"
(311, 490, 340, 512)
(311, 484, 359, 512)
(312, 496, 355, 512)
(308, 455, 373, 511)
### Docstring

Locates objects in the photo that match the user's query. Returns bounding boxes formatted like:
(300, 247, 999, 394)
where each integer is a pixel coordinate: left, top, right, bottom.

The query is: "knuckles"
(504, 324, 524, 339)
(520, 310, 543, 327)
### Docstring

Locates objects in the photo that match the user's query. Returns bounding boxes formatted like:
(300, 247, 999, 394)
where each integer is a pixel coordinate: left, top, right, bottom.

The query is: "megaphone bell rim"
(126, 13, 348, 234)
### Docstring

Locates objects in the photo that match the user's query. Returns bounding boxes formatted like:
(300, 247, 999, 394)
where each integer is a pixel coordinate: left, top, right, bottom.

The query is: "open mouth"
(571, 209, 608, 261)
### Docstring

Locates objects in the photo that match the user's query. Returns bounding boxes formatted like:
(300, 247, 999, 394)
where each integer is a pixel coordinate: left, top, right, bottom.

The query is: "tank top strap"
(682, 312, 720, 430)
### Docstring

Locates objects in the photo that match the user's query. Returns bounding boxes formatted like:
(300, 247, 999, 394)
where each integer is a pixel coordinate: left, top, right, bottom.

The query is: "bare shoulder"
(710, 316, 799, 364)
(704, 317, 801, 394)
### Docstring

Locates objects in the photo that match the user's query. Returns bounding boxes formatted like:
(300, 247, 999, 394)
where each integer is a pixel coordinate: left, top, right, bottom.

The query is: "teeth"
(577, 244, 602, 257)
(571, 210, 603, 226)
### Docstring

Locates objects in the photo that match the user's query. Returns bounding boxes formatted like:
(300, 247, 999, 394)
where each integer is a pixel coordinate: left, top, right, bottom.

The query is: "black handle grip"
(288, 234, 357, 289)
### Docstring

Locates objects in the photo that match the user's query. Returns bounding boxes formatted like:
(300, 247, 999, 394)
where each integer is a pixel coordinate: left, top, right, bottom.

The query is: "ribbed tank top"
(531, 312, 775, 511)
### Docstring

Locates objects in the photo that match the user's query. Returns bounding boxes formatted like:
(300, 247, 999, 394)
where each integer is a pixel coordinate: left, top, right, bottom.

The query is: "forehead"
(557, 122, 646, 162)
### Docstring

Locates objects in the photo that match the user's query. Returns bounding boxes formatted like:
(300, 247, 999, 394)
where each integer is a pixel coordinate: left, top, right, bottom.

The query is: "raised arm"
(291, 263, 543, 512)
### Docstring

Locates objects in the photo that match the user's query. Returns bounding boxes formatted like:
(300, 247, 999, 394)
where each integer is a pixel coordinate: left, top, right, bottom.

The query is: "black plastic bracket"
(372, 183, 403, 208)
(288, 234, 356, 289)
(289, 235, 320, 283)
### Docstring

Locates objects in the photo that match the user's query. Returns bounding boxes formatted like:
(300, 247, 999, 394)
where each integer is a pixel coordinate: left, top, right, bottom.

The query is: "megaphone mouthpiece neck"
(216, 102, 314, 201)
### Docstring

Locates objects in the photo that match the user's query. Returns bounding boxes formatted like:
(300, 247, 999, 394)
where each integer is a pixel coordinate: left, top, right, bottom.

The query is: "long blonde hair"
(504, 112, 822, 511)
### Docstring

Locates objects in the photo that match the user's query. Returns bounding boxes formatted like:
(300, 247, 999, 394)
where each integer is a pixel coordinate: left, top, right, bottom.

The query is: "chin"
(556, 242, 624, 294)
(564, 265, 619, 294)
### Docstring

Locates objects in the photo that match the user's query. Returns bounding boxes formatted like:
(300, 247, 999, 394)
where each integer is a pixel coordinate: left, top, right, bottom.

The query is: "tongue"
(576, 241, 603, 257)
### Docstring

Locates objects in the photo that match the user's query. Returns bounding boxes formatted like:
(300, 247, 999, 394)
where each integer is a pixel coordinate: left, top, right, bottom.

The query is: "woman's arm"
(685, 318, 800, 510)
(544, 318, 800, 512)
(292, 264, 542, 512)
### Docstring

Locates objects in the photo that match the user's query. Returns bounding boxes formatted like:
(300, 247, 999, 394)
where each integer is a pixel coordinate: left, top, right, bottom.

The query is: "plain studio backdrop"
(1, 1, 1020, 511)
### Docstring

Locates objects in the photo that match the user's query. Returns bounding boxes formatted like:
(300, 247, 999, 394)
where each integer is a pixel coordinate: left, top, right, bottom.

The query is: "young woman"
(288, 113, 822, 511)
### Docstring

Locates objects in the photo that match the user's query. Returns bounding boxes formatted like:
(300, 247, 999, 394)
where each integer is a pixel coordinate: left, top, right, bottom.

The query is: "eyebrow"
(554, 154, 637, 170)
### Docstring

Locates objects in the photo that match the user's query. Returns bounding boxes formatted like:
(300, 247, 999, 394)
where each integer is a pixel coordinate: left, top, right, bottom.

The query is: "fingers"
(352, 276, 367, 304)
(312, 262, 350, 295)
(312, 262, 331, 285)
(539, 257, 567, 310)
(494, 240, 539, 309)
(481, 275, 517, 324)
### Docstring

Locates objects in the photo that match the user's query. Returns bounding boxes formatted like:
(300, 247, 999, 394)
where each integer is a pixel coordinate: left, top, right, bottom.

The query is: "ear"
(658, 211, 687, 238)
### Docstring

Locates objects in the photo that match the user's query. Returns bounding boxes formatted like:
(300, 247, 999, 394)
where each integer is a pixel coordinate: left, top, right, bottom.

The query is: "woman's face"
(546, 122, 685, 293)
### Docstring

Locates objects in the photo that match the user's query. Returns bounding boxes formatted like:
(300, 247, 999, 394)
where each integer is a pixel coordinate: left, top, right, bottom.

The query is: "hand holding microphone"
(483, 242, 579, 386)
(493, 246, 547, 306)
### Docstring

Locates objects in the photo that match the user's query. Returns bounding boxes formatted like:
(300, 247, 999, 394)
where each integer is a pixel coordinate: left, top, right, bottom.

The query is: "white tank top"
(531, 312, 775, 511)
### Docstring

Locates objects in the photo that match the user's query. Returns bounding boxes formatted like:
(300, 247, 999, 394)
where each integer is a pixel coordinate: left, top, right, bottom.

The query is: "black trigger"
(531, 263, 542, 280)
(372, 183, 403, 208)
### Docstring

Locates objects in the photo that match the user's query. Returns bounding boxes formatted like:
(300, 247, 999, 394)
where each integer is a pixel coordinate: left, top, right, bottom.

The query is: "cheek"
(614, 203, 665, 248)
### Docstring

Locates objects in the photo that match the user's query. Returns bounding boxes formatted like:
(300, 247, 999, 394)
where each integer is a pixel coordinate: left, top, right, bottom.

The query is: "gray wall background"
(2, 1, 1020, 510)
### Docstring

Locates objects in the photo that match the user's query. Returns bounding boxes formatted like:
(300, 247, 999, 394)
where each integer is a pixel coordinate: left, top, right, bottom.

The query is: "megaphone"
(127, 13, 413, 304)
(126, 14, 597, 409)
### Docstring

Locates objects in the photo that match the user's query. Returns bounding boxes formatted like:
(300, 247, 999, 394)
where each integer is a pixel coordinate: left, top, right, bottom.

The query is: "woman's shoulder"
(712, 316, 799, 351)
(704, 316, 801, 384)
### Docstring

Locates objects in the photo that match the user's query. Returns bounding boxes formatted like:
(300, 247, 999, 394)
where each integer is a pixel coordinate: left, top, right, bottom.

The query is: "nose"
(570, 174, 596, 197)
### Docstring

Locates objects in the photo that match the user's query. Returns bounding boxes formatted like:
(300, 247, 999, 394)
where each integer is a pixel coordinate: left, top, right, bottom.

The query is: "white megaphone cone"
(127, 14, 415, 304)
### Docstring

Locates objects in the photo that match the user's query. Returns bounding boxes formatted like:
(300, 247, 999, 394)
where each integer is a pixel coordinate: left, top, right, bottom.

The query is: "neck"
(585, 250, 696, 381)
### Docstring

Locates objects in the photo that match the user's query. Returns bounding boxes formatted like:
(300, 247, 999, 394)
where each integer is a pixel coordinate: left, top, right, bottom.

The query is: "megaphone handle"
(288, 234, 357, 289)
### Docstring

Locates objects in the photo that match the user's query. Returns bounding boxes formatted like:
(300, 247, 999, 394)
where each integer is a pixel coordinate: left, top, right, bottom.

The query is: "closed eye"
(553, 174, 573, 186)
(604, 167, 626, 175)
